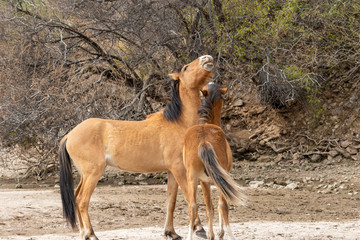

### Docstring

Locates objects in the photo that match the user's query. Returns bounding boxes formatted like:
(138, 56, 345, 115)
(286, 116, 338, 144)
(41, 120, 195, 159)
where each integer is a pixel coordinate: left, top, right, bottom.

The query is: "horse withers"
(59, 55, 214, 240)
(183, 83, 246, 240)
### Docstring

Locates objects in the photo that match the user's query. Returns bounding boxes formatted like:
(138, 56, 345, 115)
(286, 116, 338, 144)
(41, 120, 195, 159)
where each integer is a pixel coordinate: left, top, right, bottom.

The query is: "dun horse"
(59, 55, 214, 240)
(183, 83, 246, 240)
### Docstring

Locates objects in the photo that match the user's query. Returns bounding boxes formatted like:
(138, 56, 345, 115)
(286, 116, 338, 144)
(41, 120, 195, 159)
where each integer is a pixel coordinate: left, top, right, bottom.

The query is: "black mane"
(198, 83, 222, 124)
(163, 80, 182, 122)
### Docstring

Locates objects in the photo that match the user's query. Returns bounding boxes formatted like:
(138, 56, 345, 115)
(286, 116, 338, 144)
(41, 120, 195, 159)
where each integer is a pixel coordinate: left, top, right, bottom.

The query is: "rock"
(233, 99, 244, 107)
(293, 153, 302, 160)
(336, 147, 351, 158)
(328, 150, 339, 158)
(249, 181, 265, 188)
(322, 189, 332, 194)
(346, 147, 357, 155)
(310, 154, 322, 162)
(135, 174, 147, 181)
(340, 140, 353, 148)
(272, 184, 284, 189)
(275, 154, 283, 162)
(274, 179, 287, 186)
(99, 176, 107, 182)
(280, 129, 288, 135)
(339, 184, 348, 190)
(303, 177, 312, 183)
(228, 130, 250, 151)
(154, 173, 164, 179)
(286, 182, 299, 190)
(351, 153, 360, 161)
(249, 129, 264, 139)
(15, 183, 22, 189)
(236, 147, 247, 153)
(257, 155, 273, 162)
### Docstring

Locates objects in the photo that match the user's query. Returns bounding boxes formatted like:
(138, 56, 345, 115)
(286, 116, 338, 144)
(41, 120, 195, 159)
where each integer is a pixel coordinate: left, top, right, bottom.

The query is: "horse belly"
(105, 143, 165, 173)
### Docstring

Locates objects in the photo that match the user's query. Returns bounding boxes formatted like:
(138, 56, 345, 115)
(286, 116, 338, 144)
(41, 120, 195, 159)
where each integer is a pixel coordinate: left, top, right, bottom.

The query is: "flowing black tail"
(198, 142, 246, 206)
(59, 139, 77, 229)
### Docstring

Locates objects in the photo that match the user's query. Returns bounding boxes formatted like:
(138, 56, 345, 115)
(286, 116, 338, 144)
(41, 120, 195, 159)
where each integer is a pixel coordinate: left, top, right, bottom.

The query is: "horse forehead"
(188, 57, 201, 66)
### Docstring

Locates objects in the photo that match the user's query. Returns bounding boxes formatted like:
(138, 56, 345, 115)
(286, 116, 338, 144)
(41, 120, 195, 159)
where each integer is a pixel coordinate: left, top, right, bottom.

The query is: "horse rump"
(59, 139, 77, 229)
(198, 142, 246, 206)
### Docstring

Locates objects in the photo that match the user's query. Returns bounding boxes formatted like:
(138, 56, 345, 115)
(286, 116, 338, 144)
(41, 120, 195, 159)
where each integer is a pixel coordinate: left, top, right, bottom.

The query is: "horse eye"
(184, 66, 188, 71)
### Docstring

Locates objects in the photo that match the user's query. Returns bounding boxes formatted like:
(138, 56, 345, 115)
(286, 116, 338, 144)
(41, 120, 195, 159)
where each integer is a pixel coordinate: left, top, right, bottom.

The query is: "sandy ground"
(1, 183, 360, 240)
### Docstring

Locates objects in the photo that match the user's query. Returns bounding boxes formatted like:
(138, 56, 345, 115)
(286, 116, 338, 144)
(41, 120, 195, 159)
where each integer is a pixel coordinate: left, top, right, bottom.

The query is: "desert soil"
(1, 160, 360, 240)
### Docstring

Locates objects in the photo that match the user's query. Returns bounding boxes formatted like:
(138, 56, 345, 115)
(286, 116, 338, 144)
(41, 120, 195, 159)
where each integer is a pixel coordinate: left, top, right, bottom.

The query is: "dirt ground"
(1, 160, 360, 240)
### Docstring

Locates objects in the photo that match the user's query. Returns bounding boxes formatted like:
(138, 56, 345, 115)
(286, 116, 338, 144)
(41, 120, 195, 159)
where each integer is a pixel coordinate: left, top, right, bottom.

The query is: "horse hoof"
(165, 230, 182, 240)
(85, 234, 99, 240)
(195, 228, 207, 239)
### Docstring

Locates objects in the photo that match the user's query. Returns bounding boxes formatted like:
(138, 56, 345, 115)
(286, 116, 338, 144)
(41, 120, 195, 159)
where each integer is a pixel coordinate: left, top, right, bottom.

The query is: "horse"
(59, 55, 214, 240)
(183, 83, 246, 240)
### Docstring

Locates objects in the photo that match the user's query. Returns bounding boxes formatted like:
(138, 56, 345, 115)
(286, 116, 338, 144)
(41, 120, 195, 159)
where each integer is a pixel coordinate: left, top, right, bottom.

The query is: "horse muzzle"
(200, 55, 214, 71)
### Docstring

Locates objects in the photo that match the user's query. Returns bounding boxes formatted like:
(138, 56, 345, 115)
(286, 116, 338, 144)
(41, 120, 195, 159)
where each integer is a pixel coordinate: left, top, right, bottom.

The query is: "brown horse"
(183, 83, 246, 240)
(59, 55, 214, 240)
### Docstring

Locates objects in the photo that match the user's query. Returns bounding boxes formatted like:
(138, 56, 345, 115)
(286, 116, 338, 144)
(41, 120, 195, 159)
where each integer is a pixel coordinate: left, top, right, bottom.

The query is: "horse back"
(184, 124, 231, 171)
(64, 114, 186, 173)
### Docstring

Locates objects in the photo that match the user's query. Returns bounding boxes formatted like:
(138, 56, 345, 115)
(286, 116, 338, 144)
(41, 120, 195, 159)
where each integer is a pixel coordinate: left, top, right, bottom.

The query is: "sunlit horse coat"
(59, 55, 214, 240)
(183, 83, 246, 240)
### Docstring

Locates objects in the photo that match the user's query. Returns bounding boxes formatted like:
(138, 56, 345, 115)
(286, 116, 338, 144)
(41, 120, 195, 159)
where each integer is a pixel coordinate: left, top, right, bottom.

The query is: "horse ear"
(200, 89, 208, 97)
(220, 88, 228, 95)
(168, 72, 180, 80)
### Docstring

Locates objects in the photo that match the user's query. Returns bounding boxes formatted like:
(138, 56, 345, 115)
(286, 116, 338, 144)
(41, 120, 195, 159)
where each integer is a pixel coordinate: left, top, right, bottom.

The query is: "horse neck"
(178, 84, 201, 127)
(209, 102, 222, 126)
(198, 100, 223, 126)
(211, 103, 222, 126)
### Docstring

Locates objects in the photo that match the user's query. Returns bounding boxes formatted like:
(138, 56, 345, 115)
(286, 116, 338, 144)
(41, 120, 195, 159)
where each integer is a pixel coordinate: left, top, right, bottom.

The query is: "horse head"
(168, 55, 214, 89)
(198, 82, 228, 125)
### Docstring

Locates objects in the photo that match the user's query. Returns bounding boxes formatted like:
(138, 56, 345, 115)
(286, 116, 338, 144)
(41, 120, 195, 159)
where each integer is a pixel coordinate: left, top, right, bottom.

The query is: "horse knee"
(218, 229, 225, 240)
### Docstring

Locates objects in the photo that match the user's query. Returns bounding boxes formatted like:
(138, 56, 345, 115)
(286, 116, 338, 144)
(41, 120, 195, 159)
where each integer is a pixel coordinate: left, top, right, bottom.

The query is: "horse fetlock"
(224, 225, 235, 240)
(84, 234, 99, 240)
(217, 229, 225, 240)
(79, 228, 85, 239)
(208, 234, 215, 240)
(82, 229, 98, 240)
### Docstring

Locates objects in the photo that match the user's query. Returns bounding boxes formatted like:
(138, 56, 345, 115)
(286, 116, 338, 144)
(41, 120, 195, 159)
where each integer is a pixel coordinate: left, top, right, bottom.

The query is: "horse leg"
(76, 165, 105, 240)
(170, 164, 206, 239)
(75, 177, 85, 238)
(200, 182, 214, 240)
(186, 175, 198, 240)
(218, 194, 235, 240)
(164, 171, 181, 240)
